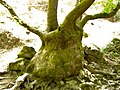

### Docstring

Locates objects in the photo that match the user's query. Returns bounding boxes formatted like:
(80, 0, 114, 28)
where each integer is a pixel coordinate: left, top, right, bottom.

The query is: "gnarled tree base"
(27, 28, 84, 80)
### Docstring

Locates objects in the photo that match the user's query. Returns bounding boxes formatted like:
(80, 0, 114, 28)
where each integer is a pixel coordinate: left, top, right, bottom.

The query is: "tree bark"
(46, 0, 58, 32)
(75, 0, 82, 22)
(27, 28, 84, 80)
(26, 0, 97, 80)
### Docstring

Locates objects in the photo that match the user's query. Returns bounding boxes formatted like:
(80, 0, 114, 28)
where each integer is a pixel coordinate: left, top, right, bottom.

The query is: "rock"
(9, 46, 36, 72)
(9, 58, 29, 71)
(17, 46, 36, 59)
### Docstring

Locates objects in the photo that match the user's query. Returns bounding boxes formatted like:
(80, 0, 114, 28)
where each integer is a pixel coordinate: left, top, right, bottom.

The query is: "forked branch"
(84, 64, 116, 76)
(81, 2, 120, 27)
(0, 0, 44, 41)
(62, 0, 95, 27)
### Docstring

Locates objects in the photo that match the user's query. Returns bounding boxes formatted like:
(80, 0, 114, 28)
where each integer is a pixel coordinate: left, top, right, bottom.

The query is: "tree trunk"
(26, 0, 95, 81)
(46, 0, 58, 32)
(27, 26, 84, 80)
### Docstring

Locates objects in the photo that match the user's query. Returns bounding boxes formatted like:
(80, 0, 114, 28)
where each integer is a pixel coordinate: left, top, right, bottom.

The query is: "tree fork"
(61, 0, 95, 28)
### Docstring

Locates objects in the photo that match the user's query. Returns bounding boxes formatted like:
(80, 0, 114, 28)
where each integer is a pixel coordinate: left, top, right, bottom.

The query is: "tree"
(0, 0, 120, 83)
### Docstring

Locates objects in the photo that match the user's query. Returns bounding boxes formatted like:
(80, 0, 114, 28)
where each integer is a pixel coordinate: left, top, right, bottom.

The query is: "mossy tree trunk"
(1, 0, 120, 81)
(46, 0, 58, 32)
(26, 0, 95, 80)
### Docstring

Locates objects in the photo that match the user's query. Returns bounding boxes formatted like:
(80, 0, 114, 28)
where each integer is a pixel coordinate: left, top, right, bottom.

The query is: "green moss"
(29, 43, 84, 80)
(27, 26, 84, 80)
(18, 46, 36, 59)
(9, 58, 29, 71)
(83, 31, 88, 38)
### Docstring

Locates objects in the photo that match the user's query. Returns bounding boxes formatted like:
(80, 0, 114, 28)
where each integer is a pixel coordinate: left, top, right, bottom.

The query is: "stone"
(17, 46, 36, 59)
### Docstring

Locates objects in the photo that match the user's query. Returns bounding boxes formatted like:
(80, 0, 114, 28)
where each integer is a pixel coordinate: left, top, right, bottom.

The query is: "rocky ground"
(0, 38, 120, 90)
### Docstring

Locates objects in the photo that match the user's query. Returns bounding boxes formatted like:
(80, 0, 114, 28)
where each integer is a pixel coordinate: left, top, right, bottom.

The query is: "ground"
(0, 37, 120, 89)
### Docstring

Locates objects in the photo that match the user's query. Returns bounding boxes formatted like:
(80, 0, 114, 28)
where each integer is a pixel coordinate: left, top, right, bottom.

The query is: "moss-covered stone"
(80, 83, 95, 90)
(17, 46, 36, 59)
(9, 58, 29, 71)
(27, 44, 84, 80)
(9, 46, 36, 72)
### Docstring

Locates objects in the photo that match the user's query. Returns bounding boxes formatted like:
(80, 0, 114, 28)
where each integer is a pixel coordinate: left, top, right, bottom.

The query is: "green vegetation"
(102, 0, 118, 13)
(94, 0, 120, 22)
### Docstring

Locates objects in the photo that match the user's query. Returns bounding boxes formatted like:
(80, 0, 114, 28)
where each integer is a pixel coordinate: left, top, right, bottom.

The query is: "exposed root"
(4, 73, 29, 90)
(84, 64, 116, 76)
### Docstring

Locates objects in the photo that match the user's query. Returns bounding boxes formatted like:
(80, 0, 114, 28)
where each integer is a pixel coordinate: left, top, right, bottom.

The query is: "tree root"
(84, 64, 116, 76)
(4, 73, 29, 90)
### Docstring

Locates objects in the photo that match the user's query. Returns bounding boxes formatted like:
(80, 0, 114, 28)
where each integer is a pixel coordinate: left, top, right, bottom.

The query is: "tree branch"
(0, 0, 44, 41)
(80, 2, 120, 27)
(46, 0, 58, 32)
(62, 0, 95, 27)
